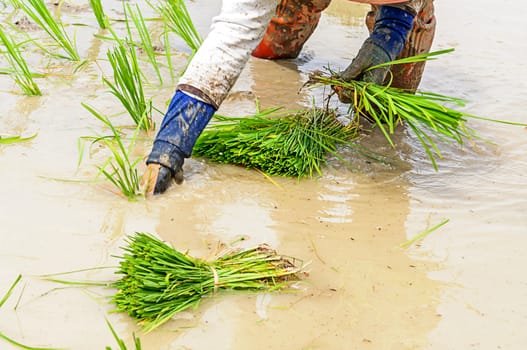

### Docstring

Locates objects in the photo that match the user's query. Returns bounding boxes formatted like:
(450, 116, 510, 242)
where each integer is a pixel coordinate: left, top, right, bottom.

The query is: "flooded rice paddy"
(0, 0, 526, 349)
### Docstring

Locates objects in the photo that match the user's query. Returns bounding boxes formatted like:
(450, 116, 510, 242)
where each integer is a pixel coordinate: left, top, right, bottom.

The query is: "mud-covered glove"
(144, 90, 216, 194)
(336, 5, 415, 102)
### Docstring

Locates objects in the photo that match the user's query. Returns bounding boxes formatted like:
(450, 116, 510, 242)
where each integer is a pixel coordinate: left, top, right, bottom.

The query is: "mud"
(1, 1, 526, 350)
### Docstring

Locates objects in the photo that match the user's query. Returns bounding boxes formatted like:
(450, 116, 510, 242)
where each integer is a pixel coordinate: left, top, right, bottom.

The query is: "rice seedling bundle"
(309, 70, 474, 169)
(112, 232, 303, 332)
(193, 107, 359, 177)
(307, 49, 522, 169)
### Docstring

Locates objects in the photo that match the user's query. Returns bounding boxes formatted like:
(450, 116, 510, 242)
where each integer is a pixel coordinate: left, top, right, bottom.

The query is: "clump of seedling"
(10, 0, 80, 61)
(154, 0, 202, 53)
(103, 43, 154, 131)
(0, 25, 41, 95)
(82, 103, 144, 201)
(123, 3, 163, 84)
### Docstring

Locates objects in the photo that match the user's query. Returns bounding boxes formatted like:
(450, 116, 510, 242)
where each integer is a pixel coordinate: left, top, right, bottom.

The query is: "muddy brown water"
(1, 1, 526, 349)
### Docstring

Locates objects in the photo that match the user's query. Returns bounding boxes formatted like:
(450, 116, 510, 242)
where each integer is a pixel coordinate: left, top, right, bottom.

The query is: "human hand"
(144, 90, 215, 195)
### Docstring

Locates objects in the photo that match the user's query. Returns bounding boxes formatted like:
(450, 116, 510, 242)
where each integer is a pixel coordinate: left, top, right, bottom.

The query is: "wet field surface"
(1, 1, 526, 349)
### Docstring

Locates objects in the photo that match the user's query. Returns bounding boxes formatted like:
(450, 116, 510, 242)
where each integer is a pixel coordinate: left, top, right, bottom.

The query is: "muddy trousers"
(252, 0, 436, 90)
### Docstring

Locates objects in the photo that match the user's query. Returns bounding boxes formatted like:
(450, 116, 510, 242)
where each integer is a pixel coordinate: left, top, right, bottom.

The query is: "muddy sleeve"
(177, 0, 280, 108)
(385, 0, 426, 15)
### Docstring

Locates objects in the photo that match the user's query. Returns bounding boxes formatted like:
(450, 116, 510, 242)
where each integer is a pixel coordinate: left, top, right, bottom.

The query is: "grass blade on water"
(0, 133, 37, 144)
(400, 219, 449, 248)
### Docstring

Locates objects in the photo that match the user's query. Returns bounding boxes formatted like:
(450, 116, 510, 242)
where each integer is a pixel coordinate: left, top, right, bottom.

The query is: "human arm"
(145, 0, 280, 194)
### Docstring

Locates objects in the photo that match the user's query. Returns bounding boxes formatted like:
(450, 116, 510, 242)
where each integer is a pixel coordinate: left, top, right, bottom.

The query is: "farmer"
(144, 0, 436, 194)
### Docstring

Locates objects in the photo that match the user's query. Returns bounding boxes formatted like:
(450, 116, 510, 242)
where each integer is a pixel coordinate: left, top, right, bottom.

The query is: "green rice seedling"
(0, 332, 64, 350)
(124, 3, 163, 84)
(103, 44, 153, 131)
(399, 218, 449, 248)
(82, 103, 143, 200)
(193, 107, 360, 177)
(0, 133, 37, 144)
(88, 0, 109, 29)
(154, 0, 202, 52)
(10, 0, 80, 61)
(162, 17, 175, 83)
(0, 26, 41, 95)
(106, 320, 142, 350)
(0, 276, 63, 350)
(0, 275, 21, 309)
(112, 232, 303, 332)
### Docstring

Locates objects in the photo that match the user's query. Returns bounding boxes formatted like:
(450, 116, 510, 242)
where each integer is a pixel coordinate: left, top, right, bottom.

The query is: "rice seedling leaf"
(400, 219, 449, 248)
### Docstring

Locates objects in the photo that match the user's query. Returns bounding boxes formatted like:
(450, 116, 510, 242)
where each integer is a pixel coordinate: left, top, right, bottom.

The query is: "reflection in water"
(2, 96, 43, 135)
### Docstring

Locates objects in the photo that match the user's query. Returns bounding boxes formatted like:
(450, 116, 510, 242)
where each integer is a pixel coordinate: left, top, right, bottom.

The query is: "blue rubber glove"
(146, 90, 216, 194)
(338, 5, 415, 96)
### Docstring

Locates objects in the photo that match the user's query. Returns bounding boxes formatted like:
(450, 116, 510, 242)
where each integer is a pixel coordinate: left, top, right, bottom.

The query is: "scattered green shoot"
(400, 219, 449, 248)
(105, 320, 142, 350)
(0, 332, 65, 350)
(0, 276, 64, 350)
(103, 44, 153, 131)
(124, 3, 163, 84)
(88, 0, 109, 29)
(0, 133, 37, 144)
(193, 107, 360, 177)
(112, 232, 303, 332)
(0, 274, 21, 309)
(82, 103, 144, 200)
(0, 26, 41, 95)
(155, 0, 202, 52)
(367, 48, 456, 70)
(10, 0, 80, 61)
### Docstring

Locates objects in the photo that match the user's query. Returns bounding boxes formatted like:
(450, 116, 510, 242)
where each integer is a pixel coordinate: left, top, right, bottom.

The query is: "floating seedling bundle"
(112, 233, 303, 332)
(193, 107, 359, 177)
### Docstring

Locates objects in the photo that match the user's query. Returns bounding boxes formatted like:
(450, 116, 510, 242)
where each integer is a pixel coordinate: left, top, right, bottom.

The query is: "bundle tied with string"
(112, 232, 304, 332)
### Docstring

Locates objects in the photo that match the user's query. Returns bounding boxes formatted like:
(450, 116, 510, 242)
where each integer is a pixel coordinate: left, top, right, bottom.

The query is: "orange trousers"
(252, 0, 436, 90)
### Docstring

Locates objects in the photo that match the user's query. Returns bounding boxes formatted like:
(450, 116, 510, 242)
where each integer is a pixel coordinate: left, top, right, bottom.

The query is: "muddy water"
(0, 0, 526, 349)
